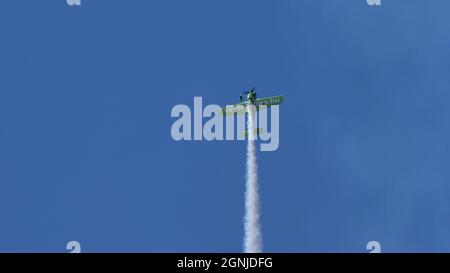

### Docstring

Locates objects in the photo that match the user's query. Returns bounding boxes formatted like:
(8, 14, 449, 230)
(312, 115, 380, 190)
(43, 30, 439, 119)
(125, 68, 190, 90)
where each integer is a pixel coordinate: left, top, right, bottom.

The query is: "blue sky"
(1, 0, 450, 252)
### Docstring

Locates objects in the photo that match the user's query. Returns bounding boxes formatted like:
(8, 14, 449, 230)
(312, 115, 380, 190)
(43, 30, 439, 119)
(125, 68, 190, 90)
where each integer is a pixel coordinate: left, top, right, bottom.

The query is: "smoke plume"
(244, 105, 262, 253)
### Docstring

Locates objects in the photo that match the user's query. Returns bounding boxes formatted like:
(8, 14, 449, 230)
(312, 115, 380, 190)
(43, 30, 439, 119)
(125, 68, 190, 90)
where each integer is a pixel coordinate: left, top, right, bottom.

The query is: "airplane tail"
(243, 128, 263, 138)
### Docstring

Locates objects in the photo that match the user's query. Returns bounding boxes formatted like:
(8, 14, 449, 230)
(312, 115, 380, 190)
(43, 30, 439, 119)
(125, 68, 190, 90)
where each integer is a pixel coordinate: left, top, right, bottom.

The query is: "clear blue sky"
(1, 0, 450, 252)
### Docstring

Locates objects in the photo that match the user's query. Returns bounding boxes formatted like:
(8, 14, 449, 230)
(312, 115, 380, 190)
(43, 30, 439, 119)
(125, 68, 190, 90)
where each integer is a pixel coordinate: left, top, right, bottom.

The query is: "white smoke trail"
(244, 105, 262, 253)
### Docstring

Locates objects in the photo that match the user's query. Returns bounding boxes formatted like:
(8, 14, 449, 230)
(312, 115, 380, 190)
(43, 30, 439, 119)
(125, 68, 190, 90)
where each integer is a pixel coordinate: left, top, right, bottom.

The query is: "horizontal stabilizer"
(243, 128, 264, 137)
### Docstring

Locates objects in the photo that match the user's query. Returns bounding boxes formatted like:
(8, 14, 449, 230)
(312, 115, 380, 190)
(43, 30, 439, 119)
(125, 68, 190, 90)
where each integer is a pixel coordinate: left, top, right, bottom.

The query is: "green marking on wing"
(218, 103, 246, 116)
(254, 95, 284, 107)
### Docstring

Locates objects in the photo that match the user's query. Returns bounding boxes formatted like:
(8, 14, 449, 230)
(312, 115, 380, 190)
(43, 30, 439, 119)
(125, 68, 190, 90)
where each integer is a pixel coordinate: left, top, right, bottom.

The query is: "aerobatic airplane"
(220, 88, 284, 116)
(219, 88, 284, 137)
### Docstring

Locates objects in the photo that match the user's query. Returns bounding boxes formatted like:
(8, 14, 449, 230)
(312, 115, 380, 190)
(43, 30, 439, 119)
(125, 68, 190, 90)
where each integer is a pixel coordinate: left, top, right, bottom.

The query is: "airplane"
(220, 88, 284, 116)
